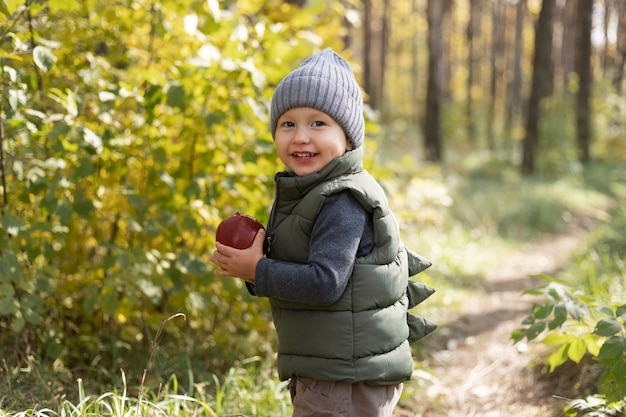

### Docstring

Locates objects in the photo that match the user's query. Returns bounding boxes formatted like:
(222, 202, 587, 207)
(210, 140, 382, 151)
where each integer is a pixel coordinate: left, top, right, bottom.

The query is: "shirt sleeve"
(253, 190, 370, 305)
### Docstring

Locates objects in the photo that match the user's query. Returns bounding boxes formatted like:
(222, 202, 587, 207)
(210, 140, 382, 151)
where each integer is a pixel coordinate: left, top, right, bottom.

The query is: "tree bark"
(412, 0, 420, 111)
(488, 0, 504, 150)
(505, 0, 526, 141)
(361, 0, 386, 111)
(601, 0, 612, 78)
(363, 0, 373, 106)
(341, 0, 354, 49)
(424, 0, 445, 162)
(559, 0, 577, 94)
(466, 0, 480, 144)
(380, 0, 390, 119)
(575, 0, 594, 164)
(521, 0, 556, 176)
(614, 0, 626, 92)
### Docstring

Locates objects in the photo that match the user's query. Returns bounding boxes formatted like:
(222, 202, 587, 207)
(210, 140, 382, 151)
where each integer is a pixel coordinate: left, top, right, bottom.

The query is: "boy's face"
(274, 107, 352, 176)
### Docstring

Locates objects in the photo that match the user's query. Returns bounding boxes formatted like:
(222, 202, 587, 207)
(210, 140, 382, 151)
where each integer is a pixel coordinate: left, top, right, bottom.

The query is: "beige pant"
(289, 377, 403, 417)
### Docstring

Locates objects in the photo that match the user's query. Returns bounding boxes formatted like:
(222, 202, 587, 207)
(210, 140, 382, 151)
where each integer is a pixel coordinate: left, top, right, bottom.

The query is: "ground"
(395, 216, 600, 417)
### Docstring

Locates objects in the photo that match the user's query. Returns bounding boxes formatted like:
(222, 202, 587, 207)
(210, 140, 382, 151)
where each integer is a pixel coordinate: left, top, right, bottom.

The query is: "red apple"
(216, 212, 268, 253)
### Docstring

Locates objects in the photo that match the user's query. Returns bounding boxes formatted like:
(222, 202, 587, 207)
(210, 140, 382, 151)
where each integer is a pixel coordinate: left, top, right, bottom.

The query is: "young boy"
(210, 48, 436, 417)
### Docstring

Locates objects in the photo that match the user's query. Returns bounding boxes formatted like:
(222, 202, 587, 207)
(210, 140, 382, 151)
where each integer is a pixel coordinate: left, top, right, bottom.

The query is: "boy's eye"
(282, 121, 295, 128)
(312, 121, 325, 127)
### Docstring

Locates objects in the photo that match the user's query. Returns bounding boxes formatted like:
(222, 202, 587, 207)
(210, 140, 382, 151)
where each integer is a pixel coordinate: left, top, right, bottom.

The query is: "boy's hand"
(210, 229, 266, 284)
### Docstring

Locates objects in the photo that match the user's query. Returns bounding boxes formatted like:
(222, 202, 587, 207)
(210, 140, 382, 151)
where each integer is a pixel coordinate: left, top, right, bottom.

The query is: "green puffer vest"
(267, 148, 436, 385)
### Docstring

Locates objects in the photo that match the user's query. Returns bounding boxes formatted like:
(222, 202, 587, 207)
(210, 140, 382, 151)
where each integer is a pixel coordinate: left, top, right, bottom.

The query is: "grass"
(1, 358, 291, 417)
(1, 314, 291, 416)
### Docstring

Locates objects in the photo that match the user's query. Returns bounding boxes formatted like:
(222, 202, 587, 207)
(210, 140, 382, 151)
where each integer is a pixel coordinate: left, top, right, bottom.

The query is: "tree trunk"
(380, 0, 390, 119)
(575, 0, 594, 164)
(601, 0, 612, 78)
(505, 0, 526, 142)
(521, 0, 556, 176)
(441, 0, 454, 102)
(614, 0, 626, 92)
(412, 0, 420, 112)
(363, 0, 373, 106)
(466, 0, 480, 144)
(559, 0, 577, 94)
(341, 0, 354, 49)
(362, 0, 386, 111)
(424, 0, 445, 162)
(488, 0, 504, 150)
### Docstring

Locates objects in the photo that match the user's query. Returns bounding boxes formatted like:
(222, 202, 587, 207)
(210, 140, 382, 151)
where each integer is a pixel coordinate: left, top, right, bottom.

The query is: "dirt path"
(396, 217, 598, 417)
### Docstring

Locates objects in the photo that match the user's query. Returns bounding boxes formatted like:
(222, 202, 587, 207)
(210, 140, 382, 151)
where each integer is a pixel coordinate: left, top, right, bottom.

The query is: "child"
(210, 48, 436, 417)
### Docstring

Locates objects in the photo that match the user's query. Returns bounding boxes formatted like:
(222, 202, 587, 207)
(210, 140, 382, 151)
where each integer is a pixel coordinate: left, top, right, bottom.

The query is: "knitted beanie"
(270, 48, 365, 149)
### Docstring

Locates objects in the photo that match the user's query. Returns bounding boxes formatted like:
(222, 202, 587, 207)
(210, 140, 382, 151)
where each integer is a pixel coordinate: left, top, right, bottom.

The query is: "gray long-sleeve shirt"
(252, 190, 374, 305)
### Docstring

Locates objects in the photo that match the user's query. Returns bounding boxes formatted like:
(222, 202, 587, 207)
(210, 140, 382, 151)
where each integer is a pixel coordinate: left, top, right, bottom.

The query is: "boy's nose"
(293, 127, 310, 143)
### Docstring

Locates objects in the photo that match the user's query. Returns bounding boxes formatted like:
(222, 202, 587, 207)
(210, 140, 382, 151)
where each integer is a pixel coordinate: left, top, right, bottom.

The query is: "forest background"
(1, 0, 625, 415)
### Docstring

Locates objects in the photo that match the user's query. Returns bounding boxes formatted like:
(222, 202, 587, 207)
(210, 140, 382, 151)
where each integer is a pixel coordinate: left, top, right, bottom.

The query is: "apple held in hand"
(216, 212, 269, 253)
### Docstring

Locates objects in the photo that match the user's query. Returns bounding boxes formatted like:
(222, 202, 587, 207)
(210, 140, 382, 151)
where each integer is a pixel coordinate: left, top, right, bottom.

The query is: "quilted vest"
(266, 148, 436, 385)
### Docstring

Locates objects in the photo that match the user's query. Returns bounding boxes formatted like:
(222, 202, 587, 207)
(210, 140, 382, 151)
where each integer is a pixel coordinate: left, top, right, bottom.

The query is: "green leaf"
(548, 304, 567, 329)
(599, 306, 614, 317)
(10, 312, 25, 333)
(600, 358, 626, 403)
(48, 0, 81, 12)
(178, 252, 208, 277)
(4, 0, 21, 14)
(1, 213, 24, 237)
(548, 343, 569, 371)
(534, 274, 560, 283)
(33, 46, 57, 73)
(75, 156, 94, 178)
(167, 85, 186, 109)
(186, 258, 209, 277)
(74, 194, 95, 218)
(597, 336, 625, 359)
(82, 285, 100, 314)
(0, 252, 23, 282)
(583, 333, 604, 357)
(542, 333, 572, 346)
(102, 291, 120, 315)
(524, 321, 546, 341)
(567, 338, 587, 364)
(205, 112, 223, 127)
(144, 84, 163, 115)
(0, 283, 18, 315)
(55, 200, 73, 225)
(532, 303, 553, 319)
(511, 329, 524, 343)
(22, 294, 45, 325)
(593, 318, 622, 337)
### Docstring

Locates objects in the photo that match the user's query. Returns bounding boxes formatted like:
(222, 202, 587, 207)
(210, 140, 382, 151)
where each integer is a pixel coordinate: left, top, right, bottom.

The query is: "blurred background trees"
(350, 0, 625, 171)
(1, 0, 625, 404)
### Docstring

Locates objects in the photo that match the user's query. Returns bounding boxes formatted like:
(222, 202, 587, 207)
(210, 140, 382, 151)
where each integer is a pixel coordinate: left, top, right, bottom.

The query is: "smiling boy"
(211, 48, 435, 417)
(275, 107, 351, 177)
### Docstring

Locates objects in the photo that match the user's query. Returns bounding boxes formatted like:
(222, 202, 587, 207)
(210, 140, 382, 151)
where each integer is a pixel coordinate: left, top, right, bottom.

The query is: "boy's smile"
(274, 107, 352, 176)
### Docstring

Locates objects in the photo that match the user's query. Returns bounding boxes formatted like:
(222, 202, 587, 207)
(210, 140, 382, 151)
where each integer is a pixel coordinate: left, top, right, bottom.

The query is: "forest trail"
(395, 216, 599, 417)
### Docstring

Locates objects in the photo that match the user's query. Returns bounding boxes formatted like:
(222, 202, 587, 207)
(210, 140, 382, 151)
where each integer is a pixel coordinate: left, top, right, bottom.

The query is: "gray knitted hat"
(270, 48, 365, 149)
